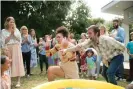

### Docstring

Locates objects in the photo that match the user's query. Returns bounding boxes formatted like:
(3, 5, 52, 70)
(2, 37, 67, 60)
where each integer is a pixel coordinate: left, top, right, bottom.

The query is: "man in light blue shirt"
(110, 19, 125, 80)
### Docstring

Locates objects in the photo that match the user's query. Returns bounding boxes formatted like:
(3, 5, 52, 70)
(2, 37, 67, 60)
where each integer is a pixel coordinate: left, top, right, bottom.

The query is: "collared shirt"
(21, 35, 32, 52)
(66, 35, 125, 62)
(111, 26, 125, 43)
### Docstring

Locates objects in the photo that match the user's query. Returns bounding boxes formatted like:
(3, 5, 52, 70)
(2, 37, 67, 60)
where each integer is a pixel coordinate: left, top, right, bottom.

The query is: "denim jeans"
(102, 54, 124, 85)
(96, 56, 102, 77)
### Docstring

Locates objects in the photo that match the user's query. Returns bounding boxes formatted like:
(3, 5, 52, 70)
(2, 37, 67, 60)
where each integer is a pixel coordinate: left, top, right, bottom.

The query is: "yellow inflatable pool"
(32, 79, 124, 89)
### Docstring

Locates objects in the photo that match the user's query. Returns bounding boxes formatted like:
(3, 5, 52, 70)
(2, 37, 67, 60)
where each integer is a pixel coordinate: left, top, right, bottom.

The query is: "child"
(80, 50, 88, 78)
(1, 55, 11, 89)
(1, 46, 12, 76)
(1, 46, 12, 61)
(38, 37, 48, 74)
(85, 49, 96, 80)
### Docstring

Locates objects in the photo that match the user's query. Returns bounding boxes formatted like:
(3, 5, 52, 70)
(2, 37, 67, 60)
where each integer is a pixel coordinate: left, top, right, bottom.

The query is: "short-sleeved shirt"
(86, 56, 95, 69)
(126, 41, 133, 59)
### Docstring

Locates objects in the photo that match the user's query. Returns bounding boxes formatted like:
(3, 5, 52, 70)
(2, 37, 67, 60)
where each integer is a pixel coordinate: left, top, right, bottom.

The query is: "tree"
(89, 18, 105, 25)
(65, 0, 91, 35)
(1, 1, 72, 37)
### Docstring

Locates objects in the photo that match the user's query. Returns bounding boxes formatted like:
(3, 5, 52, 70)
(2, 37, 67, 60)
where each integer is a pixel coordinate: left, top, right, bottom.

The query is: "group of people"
(1, 16, 133, 89)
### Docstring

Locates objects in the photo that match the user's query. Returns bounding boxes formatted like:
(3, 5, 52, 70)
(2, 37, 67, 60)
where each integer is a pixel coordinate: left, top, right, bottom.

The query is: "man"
(110, 19, 125, 80)
(63, 25, 125, 85)
(126, 32, 133, 82)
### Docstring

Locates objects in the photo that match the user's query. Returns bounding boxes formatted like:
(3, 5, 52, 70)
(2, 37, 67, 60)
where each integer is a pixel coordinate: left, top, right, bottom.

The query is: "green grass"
(11, 66, 130, 89)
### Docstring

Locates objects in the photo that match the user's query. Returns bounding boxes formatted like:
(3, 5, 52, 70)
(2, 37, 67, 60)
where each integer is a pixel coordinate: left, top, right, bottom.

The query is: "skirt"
(7, 44, 25, 77)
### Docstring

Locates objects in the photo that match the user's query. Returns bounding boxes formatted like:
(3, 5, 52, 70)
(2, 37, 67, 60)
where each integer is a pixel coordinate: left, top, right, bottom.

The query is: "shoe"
(126, 78, 132, 82)
(30, 73, 33, 76)
(116, 77, 123, 81)
(15, 83, 20, 88)
(26, 74, 30, 78)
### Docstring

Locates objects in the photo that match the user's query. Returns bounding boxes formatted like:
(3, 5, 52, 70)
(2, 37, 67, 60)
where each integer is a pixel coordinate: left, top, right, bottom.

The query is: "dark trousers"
(129, 58, 133, 80)
(102, 64, 109, 82)
(22, 51, 31, 75)
(39, 54, 48, 72)
(101, 54, 124, 85)
(115, 54, 124, 78)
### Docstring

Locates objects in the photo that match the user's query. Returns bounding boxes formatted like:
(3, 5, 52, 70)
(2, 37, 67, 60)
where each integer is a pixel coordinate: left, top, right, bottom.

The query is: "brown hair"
(4, 16, 16, 29)
(113, 19, 119, 23)
(30, 29, 36, 39)
(88, 25, 100, 37)
(56, 26, 69, 38)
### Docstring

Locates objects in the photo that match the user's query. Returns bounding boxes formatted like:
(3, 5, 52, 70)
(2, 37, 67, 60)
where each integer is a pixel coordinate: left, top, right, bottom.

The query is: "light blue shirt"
(112, 26, 125, 43)
(39, 41, 46, 55)
(127, 41, 133, 59)
(21, 35, 32, 52)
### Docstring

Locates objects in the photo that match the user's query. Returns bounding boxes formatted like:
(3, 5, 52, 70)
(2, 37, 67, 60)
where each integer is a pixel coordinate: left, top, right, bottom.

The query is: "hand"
(60, 49, 67, 56)
(11, 27, 14, 35)
(34, 43, 38, 47)
(131, 54, 133, 58)
(77, 45, 82, 50)
(45, 42, 50, 50)
(46, 36, 51, 42)
(110, 34, 115, 38)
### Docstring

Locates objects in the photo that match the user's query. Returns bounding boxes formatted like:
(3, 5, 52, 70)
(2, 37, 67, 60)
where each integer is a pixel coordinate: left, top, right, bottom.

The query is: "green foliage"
(65, 0, 105, 35)
(1, 1, 71, 37)
(89, 18, 105, 25)
(65, 0, 91, 34)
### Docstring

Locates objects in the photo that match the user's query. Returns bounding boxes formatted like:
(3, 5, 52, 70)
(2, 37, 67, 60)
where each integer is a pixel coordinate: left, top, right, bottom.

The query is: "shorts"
(87, 67, 96, 76)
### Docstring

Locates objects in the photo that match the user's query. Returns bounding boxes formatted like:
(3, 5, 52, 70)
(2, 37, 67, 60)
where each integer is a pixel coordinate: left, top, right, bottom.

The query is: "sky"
(83, 0, 122, 21)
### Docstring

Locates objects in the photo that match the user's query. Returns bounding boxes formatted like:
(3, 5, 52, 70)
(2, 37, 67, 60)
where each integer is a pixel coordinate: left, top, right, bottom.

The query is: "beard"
(113, 25, 119, 29)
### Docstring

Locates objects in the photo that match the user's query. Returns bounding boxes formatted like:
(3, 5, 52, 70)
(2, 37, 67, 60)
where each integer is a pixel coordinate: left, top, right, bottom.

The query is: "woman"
(96, 25, 109, 78)
(21, 26, 32, 77)
(78, 33, 88, 43)
(78, 33, 88, 74)
(68, 33, 77, 45)
(45, 26, 79, 81)
(2, 17, 25, 87)
(30, 29, 38, 68)
(1, 56, 11, 89)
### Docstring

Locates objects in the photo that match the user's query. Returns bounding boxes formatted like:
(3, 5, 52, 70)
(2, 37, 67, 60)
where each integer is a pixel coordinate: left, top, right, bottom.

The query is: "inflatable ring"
(32, 79, 124, 89)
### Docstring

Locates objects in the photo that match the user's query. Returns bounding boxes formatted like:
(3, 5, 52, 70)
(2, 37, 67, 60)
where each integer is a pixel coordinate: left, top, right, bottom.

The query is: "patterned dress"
(30, 36, 38, 68)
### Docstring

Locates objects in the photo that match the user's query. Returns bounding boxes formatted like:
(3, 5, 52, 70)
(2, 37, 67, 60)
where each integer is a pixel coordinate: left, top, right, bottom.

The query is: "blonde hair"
(4, 16, 16, 30)
(81, 33, 87, 38)
(20, 26, 28, 35)
(130, 32, 133, 35)
(1, 46, 8, 56)
(99, 25, 108, 35)
(69, 33, 74, 39)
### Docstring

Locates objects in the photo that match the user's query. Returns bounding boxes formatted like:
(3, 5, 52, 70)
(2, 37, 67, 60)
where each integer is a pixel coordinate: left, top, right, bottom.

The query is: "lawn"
(11, 66, 130, 89)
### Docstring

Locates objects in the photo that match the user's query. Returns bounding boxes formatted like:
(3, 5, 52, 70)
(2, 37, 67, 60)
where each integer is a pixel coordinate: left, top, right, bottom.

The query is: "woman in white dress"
(2, 17, 25, 87)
